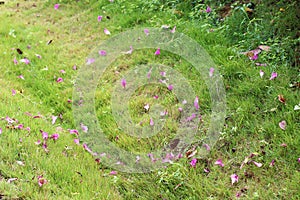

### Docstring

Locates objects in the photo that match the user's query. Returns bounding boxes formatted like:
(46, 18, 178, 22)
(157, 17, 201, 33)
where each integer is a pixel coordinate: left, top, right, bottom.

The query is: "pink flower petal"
(155, 48, 160, 55)
(121, 78, 126, 89)
(150, 118, 154, 126)
(298, 158, 300, 163)
(59, 69, 66, 73)
(86, 58, 95, 65)
(209, 67, 214, 77)
(279, 120, 286, 130)
(203, 143, 210, 151)
(51, 133, 59, 141)
(170, 26, 176, 33)
(17, 75, 24, 80)
(97, 15, 103, 22)
(178, 107, 183, 112)
(81, 123, 88, 133)
(160, 71, 166, 77)
(20, 58, 30, 64)
(230, 174, 239, 185)
(56, 77, 63, 83)
(109, 171, 117, 175)
(280, 143, 287, 147)
(190, 158, 197, 167)
(215, 159, 224, 167)
(270, 72, 278, 80)
(73, 65, 77, 70)
(54, 4, 60, 10)
(99, 50, 107, 56)
(252, 161, 262, 167)
(168, 84, 173, 91)
(124, 46, 133, 54)
(194, 96, 199, 110)
(69, 129, 79, 135)
(11, 89, 17, 96)
(38, 175, 47, 187)
(13, 58, 18, 64)
(259, 70, 264, 78)
(40, 130, 48, 140)
(0, 128, 2, 134)
(104, 28, 111, 35)
(51, 115, 58, 125)
(74, 138, 80, 145)
(258, 45, 270, 51)
(35, 140, 41, 145)
(269, 160, 275, 166)
(205, 6, 211, 13)
(144, 104, 150, 111)
(35, 54, 42, 59)
(144, 29, 149, 36)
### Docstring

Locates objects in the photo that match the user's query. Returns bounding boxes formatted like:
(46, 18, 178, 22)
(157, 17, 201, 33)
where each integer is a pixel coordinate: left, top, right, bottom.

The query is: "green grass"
(0, 0, 299, 199)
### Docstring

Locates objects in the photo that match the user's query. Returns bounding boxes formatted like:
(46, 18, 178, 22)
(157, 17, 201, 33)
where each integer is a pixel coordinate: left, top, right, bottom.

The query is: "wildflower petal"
(209, 67, 214, 77)
(54, 4, 60, 9)
(0, 128, 2, 134)
(144, 29, 149, 36)
(99, 50, 107, 56)
(279, 120, 286, 130)
(230, 174, 239, 185)
(190, 158, 197, 167)
(150, 118, 154, 126)
(109, 171, 117, 175)
(51, 115, 58, 125)
(97, 15, 103, 22)
(259, 70, 264, 78)
(80, 123, 88, 133)
(74, 138, 80, 145)
(51, 133, 59, 141)
(252, 161, 262, 167)
(121, 78, 126, 88)
(86, 58, 95, 65)
(270, 72, 278, 80)
(56, 77, 63, 83)
(168, 85, 173, 91)
(155, 48, 160, 55)
(215, 159, 224, 167)
(170, 26, 176, 33)
(206, 6, 211, 13)
(194, 96, 199, 110)
(104, 28, 111, 35)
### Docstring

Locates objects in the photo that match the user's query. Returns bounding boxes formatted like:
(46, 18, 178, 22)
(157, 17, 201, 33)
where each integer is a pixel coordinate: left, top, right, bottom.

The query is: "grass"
(0, 0, 299, 199)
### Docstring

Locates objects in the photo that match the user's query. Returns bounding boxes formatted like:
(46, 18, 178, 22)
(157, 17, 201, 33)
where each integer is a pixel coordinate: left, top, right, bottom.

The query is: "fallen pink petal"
(259, 70, 264, 78)
(125, 46, 133, 54)
(215, 159, 224, 167)
(81, 124, 88, 133)
(99, 50, 107, 56)
(190, 158, 197, 167)
(86, 58, 95, 65)
(270, 72, 278, 80)
(206, 6, 211, 13)
(155, 48, 160, 55)
(51, 115, 58, 125)
(73, 65, 77, 70)
(83, 143, 93, 153)
(13, 58, 18, 64)
(279, 120, 286, 130)
(121, 78, 126, 88)
(104, 28, 111, 35)
(56, 77, 63, 83)
(280, 143, 287, 147)
(168, 85, 173, 91)
(12, 89, 16, 96)
(97, 15, 102, 21)
(269, 160, 275, 166)
(35, 54, 42, 59)
(170, 26, 176, 33)
(298, 158, 300, 163)
(150, 118, 154, 126)
(38, 175, 47, 187)
(54, 4, 60, 10)
(109, 171, 117, 175)
(74, 138, 80, 145)
(0, 128, 2, 135)
(59, 69, 66, 73)
(40, 130, 48, 140)
(51, 133, 59, 141)
(18, 75, 24, 80)
(194, 96, 199, 110)
(203, 144, 210, 151)
(35, 140, 41, 145)
(20, 58, 30, 64)
(252, 161, 263, 167)
(160, 71, 166, 77)
(144, 29, 149, 36)
(209, 67, 214, 77)
(230, 174, 239, 185)
(258, 45, 271, 51)
(69, 129, 79, 135)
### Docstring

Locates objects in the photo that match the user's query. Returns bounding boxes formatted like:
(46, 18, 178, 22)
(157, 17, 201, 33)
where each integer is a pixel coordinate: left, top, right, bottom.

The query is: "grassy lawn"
(0, 0, 299, 199)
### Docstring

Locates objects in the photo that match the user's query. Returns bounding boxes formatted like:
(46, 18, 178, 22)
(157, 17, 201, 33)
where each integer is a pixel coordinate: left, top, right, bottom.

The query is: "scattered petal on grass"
(83, 143, 93, 153)
(135, 156, 140, 163)
(259, 70, 264, 78)
(278, 95, 286, 104)
(144, 29, 149, 36)
(81, 124, 88, 133)
(160, 71, 166, 77)
(178, 107, 183, 112)
(56, 77, 63, 83)
(54, 4, 60, 10)
(280, 143, 287, 147)
(190, 158, 197, 167)
(144, 104, 150, 111)
(215, 159, 224, 167)
(17, 75, 24, 80)
(124, 46, 133, 54)
(182, 99, 187, 104)
(298, 158, 300, 163)
(230, 174, 239, 185)
(155, 48, 161, 55)
(153, 95, 158, 99)
(109, 171, 117, 175)
(252, 161, 262, 167)
(206, 6, 212, 13)
(170, 26, 176, 33)
(73, 65, 77, 70)
(270, 72, 278, 80)
(147, 153, 157, 162)
(69, 129, 79, 135)
(203, 144, 210, 151)
(161, 25, 170, 29)
(20, 58, 30, 64)
(86, 58, 95, 65)
(204, 168, 210, 173)
(269, 160, 275, 167)
(59, 69, 66, 73)
(74, 138, 80, 145)
(186, 113, 196, 122)
(13, 58, 18, 64)
(147, 69, 152, 79)
(150, 118, 154, 126)
(250, 53, 258, 60)
(16, 160, 25, 166)
(279, 120, 286, 130)
(121, 78, 126, 88)
(51, 133, 59, 141)
(7, 178, 18, 183)
(12, 89, 16, 96)
(35, 140, 41, 145)
(258, 45, 270, 51)
(104, 28, 111, 35)
(168, 84, 173, 91)
(40, 130, 48, 140)
(99, 50, 107, 56)
(35, 54, 42, 59)
(97, 15, 103, 21)
(51, 115, 58, 125)
(194, 96, 199, 110)
(0, 128, 2, 134)
(255, 63, 267, 66)
(38, 176, 47, 187)
(209, 67, 214, 77)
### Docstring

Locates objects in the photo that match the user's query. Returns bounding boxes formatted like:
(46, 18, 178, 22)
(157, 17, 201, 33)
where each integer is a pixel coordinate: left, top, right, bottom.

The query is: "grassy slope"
(0, 0, 299, 199)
